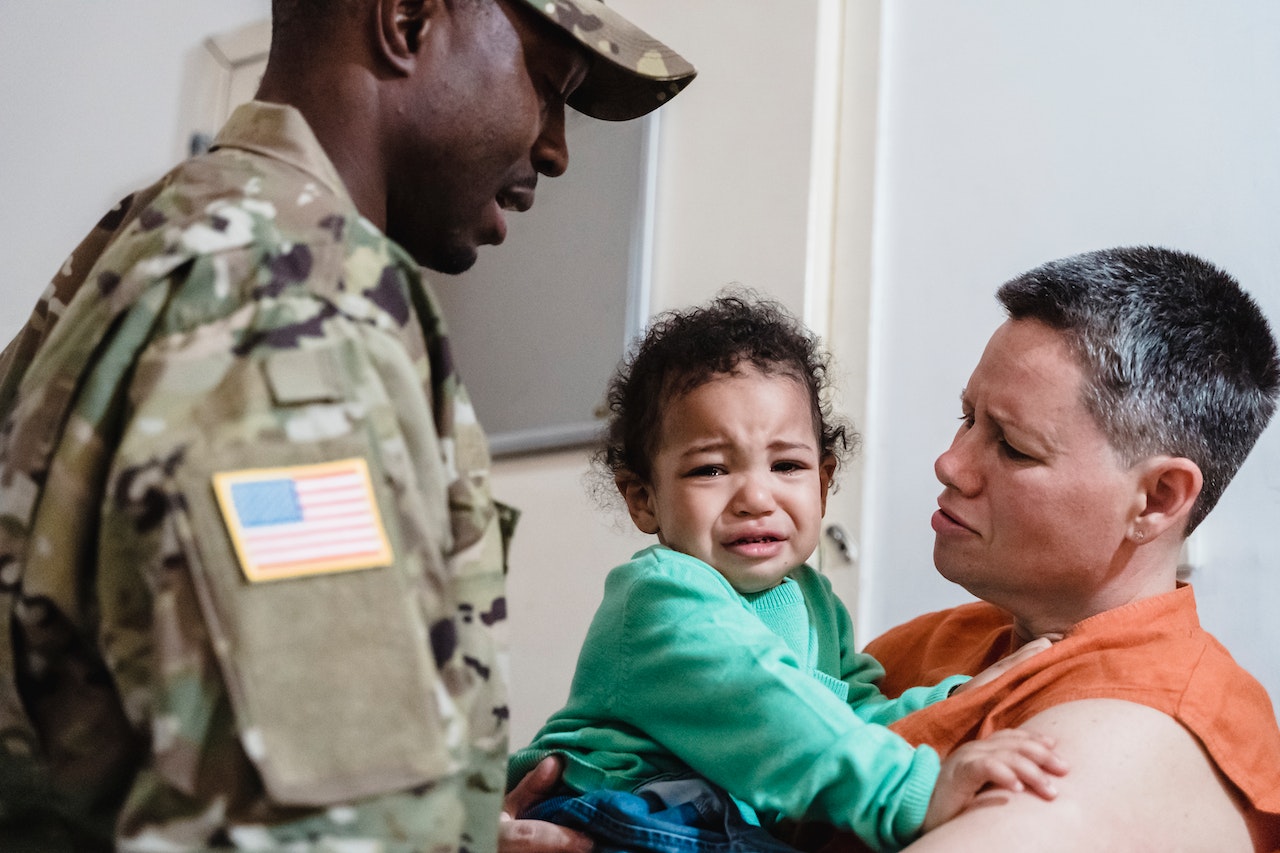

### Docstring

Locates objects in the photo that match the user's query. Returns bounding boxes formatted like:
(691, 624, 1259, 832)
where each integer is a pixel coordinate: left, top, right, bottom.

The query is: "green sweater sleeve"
(517, 547, 939, 852)
(842, 650, 967, 726)
(796, 569, 969, 725)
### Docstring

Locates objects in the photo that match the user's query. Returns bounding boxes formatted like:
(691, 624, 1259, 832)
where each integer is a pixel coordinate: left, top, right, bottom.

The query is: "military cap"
(519, 0, 696, 121)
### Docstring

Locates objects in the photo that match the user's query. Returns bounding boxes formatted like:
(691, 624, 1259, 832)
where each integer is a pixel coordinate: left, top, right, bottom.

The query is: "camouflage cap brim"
(520, 0, 696, 121)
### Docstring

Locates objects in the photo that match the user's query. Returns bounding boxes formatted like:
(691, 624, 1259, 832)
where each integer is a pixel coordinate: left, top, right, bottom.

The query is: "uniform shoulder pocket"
(162, 341, 461, 806)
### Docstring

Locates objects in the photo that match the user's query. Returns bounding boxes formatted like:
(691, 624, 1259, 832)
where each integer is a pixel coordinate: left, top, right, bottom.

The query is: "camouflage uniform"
(0, 102, 515, 852)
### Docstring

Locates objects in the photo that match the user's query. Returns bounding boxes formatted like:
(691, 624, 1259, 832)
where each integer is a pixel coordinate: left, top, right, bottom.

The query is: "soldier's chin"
(420, 242, 480, 276)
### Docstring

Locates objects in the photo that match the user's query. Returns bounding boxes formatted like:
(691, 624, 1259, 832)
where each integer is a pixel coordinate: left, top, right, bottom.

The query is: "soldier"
(0, 1, 693, 850)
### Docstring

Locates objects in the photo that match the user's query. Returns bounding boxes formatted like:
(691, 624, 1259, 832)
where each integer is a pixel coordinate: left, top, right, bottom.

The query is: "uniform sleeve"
(0, 222, 226, 844)
(610, 555, 939, 853)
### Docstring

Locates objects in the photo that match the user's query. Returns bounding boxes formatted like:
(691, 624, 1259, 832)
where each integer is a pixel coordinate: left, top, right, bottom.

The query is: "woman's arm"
(901, 699, 1252, 852)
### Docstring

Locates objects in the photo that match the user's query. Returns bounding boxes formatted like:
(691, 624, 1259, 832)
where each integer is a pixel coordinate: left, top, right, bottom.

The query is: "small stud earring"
(1134, 529, 1145, 542)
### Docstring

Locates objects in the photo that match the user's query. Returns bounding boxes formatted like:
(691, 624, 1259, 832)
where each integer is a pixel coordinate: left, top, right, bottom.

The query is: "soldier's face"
(386, 0, 589, 274)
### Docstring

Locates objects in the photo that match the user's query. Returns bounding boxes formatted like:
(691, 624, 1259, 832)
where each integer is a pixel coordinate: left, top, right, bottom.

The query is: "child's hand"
(951, 636, 1054, 695)
(921, 728, 1069, 832)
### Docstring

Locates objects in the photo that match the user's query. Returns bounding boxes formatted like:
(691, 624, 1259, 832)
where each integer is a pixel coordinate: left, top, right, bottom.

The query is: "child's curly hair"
(597, 290, 856, 485)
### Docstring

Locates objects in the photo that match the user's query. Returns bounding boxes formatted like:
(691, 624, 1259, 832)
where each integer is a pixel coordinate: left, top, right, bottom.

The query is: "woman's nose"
(935, 432, 978, 495)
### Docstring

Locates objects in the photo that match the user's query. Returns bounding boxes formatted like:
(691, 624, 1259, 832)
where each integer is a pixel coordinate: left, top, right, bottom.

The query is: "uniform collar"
(211, 101, 353, 209)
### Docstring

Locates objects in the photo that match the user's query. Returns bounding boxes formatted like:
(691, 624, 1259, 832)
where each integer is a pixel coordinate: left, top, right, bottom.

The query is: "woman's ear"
(1131, 456, 1203, 542)
(375, 0, 440, 75)
(616, 473, 660, 535)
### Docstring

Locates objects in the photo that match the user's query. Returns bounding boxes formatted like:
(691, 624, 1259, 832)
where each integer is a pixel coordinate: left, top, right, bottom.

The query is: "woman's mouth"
(931, 507, 975, 536)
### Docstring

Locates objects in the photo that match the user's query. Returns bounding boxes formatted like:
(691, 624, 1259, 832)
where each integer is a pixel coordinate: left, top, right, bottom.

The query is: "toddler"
(508, 294, 1065, 852)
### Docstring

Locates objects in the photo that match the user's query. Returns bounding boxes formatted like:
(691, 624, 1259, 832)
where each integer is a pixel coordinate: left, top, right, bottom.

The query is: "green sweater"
(509, 546, 966, 852)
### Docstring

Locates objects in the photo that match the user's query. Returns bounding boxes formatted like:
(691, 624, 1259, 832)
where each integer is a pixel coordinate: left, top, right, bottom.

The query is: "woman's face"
(931, 319, 1143, 630)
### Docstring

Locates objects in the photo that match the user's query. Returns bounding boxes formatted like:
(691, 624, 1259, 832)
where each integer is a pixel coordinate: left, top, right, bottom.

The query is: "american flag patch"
(212, 458, 394, 582)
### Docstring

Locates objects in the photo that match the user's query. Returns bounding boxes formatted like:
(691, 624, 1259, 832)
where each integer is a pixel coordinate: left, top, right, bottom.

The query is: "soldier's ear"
(376, 0, 442, 74)
(617, 472, 660, 536)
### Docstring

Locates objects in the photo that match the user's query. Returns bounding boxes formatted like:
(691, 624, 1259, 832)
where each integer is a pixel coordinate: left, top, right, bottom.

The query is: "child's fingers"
(993, 751, 1061, 798)
(965, 755, 1026, 794)
(927, 728, 1069, 831)
(963, 729, 1070, 799)
(994, 729, 1069, 775)
(1005, 636, 1054, 662)
(960, 638, 1053, 692)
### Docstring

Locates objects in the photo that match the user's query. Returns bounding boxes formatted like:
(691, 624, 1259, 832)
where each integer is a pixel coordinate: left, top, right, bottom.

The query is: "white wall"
(0, 1, 272, 341)
(862, 0, 1280, 711)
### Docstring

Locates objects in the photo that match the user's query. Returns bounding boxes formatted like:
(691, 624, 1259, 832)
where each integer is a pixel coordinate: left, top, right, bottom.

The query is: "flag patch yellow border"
(213, 457, 394, 583)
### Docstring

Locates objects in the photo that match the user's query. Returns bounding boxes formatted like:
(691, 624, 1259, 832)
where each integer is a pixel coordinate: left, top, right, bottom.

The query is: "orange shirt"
(866, 585, 1280, 850)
